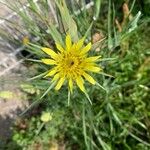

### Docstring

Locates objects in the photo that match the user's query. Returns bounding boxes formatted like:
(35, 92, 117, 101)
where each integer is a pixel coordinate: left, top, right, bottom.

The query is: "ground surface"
(0, 1, 29, 141)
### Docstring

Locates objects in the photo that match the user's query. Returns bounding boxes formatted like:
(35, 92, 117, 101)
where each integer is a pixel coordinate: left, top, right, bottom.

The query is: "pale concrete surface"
(0, 1, 29, 141)
(0, 0, 28, 16)
(0, 74, 29, 141)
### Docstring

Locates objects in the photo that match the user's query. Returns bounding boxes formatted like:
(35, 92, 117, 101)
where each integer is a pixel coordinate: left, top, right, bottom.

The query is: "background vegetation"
(0, 0, 150, 149)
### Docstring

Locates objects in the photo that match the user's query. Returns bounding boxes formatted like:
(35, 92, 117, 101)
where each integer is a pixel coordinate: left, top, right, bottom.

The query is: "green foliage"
(12, 109, 69, 149)
(20, 83, 39, 95)
(0, 91, 14, 99)
(0, 0, 150, 150)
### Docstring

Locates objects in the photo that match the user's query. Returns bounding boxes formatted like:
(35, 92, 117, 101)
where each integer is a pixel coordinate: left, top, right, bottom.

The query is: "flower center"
(66, 59, 75, 67)
(58, 52, 83, 78)
(65, 57, 79, 69)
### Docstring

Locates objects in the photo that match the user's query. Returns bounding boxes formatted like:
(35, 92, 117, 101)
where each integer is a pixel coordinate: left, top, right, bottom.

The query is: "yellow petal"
(85, 66, 101, 73)
(85, 56, 101, 62)
(52, 73, 60, 82)
(55, 77, 65, 90)
(76, 77, 85, 92)
(42, 47, 58, 59)
(80, 42, 91, 55)
(69, 78, 73, 93)
(82, 72, 96, 84)
(66, 34, 72, 51)
(69, 43, 76, 52)
(44, 68, 57, 77)
(76, 37, 85, 50)
(41, 59, 56, 65)
(56, 43, 64, 52)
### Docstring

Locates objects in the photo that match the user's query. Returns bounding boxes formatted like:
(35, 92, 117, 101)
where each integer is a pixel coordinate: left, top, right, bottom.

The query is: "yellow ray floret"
(41, 34, 102, 93)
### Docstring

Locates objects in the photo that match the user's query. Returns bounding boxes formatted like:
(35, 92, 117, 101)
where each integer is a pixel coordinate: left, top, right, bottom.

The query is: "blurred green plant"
(0, 91, 14, 99)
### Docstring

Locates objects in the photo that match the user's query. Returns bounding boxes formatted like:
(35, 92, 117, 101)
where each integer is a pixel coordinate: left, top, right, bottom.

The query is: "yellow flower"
(23, 36, 29, 45)
(41, 112, 52, 122)
(41, 34, 101, 93)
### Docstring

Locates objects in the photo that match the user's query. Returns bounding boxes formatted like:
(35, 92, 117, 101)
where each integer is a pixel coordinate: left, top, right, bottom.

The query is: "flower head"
(41, 34, 101, 93)
(23, 36, 29, 45)
(41, 112, 52, 122)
